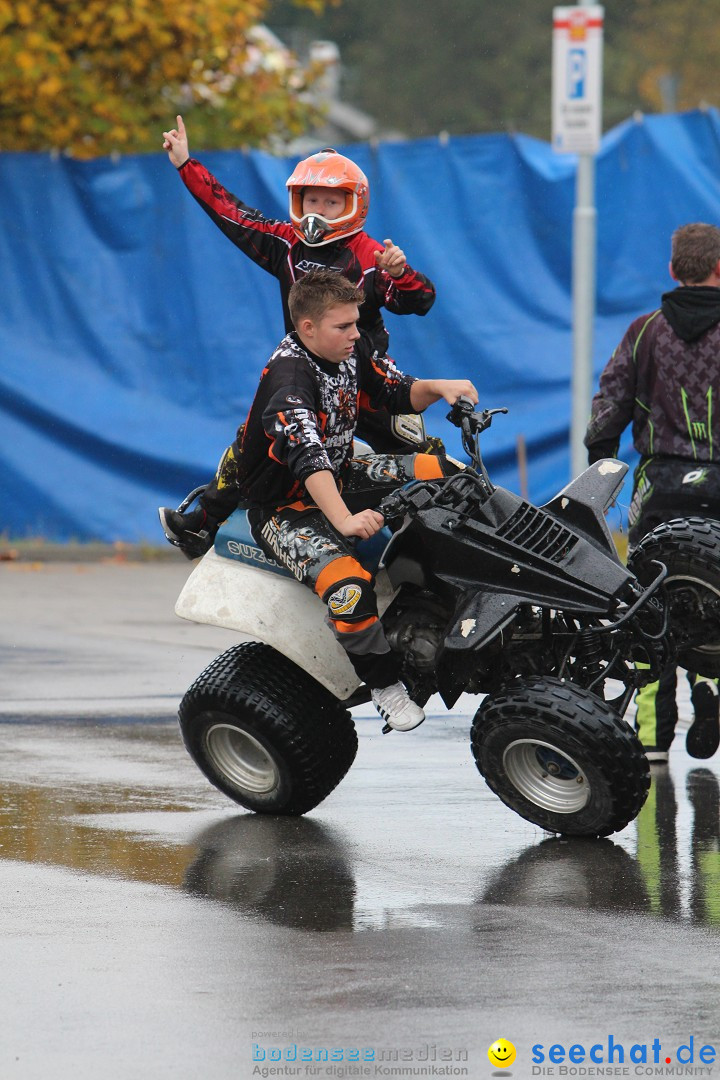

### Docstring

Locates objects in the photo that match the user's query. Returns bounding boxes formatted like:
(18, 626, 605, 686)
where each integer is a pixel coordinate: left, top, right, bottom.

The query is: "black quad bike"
(171, 400, 720, 837)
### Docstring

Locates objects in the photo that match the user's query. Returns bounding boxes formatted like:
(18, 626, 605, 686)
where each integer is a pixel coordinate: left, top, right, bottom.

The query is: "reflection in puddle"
(0, 781, 197, 888)
(636, 762, 680, 918)
(183, 816, 450, 932)
(634, 765, 720, 926)
(185, 816, 356, 931)
(481, 766, 720, 929)
(687, 768, 720, 926)
(0, 722, 202, 888)
(0, 721, 719, 933)
(481, 837, 651, 914)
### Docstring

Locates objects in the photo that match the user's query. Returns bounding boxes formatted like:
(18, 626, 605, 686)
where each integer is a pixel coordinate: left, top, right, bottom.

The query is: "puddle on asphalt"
(479, 765, 720, 927)
(0, 720, 718, 932)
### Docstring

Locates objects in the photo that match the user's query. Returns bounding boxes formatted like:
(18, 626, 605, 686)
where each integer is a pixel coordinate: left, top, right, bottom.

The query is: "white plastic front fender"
(175, 549, 364, 700)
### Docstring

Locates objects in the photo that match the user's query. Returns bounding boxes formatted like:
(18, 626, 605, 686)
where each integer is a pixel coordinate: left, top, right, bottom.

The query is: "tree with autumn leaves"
(3, 0, 717, 158)
(621, 0, 720, 115)
(0, 0, 331, 158)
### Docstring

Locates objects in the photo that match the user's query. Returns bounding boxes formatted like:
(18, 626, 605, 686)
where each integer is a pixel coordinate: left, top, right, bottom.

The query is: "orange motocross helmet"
(286, 148, 370, 246)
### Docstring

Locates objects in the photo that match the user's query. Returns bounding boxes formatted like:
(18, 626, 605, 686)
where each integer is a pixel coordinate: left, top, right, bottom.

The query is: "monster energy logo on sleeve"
(681, 386, 714, 460)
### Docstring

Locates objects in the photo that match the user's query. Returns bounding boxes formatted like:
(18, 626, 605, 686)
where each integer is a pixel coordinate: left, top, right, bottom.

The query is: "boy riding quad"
(163, 277, 720, 837)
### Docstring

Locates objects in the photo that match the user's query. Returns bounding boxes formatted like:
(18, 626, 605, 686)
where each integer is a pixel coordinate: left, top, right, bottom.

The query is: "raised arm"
(167, 133, 296, 276)
(162, 114, 190, 168)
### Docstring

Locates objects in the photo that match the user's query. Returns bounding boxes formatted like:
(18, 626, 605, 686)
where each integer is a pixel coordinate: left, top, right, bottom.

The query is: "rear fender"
(176, 549, 399, 701)
(175, 549, 361, 700)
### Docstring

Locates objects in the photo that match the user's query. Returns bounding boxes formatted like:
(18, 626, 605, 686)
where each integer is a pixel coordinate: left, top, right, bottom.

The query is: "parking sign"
(552, 5, 604, 153)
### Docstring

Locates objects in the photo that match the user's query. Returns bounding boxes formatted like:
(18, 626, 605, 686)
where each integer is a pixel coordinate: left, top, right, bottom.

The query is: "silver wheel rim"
(666, 573, 720, 656)
(205, 724, 280, 794)
(503, 739, 589, 814)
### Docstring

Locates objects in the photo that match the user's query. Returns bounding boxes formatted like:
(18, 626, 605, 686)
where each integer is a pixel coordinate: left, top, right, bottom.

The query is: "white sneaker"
(371, 682, 425, 731)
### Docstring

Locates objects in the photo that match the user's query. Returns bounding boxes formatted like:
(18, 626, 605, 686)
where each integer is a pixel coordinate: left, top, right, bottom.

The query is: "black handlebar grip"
(378, 492, 405, 521)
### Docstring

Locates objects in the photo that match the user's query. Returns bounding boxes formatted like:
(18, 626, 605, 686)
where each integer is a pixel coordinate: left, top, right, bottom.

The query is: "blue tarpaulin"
(3, 108, 720, 542)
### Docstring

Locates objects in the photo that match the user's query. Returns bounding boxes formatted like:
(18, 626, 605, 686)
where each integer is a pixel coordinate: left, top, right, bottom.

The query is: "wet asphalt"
(1, 560, 720, 1080)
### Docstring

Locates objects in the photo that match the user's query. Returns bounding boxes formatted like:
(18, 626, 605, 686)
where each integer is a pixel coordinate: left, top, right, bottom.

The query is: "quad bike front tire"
(471, 676, 649, 837)
(628, 516, 720, 677)
(179, 642, 358, 815)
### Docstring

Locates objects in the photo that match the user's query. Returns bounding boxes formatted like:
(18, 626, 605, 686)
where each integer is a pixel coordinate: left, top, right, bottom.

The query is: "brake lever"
(446, 400, 509, 433)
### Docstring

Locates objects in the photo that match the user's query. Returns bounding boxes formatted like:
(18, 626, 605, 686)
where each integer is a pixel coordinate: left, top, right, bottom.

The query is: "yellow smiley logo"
(488, 1039, 516, 1069)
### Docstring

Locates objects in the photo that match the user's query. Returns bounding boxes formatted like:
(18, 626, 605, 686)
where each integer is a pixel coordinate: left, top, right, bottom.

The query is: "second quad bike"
(169, 401, 720, 837)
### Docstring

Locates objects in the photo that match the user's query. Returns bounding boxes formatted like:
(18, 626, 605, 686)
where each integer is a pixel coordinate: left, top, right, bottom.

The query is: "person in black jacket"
(160, 116, 437, 549)
(182, 269, 477, 732)
(585, 222, 720, 764)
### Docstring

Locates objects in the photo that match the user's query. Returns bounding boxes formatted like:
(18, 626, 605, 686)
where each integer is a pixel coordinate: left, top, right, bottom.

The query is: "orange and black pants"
(250, 452, 449, 689)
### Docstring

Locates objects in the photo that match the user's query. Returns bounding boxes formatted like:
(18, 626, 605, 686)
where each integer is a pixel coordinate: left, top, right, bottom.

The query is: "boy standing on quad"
(585, 222, 720, 764)
(162, 115, 435, 354)
(219, 269, 476, 732)
(160, 116, 436, 552)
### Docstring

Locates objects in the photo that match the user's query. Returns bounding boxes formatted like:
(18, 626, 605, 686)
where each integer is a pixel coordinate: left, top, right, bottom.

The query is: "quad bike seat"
(214, 508, 392, 577)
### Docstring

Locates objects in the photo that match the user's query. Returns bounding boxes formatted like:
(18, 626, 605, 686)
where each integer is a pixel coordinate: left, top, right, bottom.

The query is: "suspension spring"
(577, 628, 604, 680)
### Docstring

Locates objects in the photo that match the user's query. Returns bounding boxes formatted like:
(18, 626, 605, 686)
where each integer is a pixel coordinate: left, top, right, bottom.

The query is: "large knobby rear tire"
(629, 516, 720, 676)
(179, 642, 358, 815)
(471, 677, 650, 837)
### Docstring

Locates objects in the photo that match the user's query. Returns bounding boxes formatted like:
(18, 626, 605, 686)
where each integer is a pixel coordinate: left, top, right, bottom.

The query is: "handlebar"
(446, 399, 508, 433)
(377, 399, 509, 523)
(446, 399, 508, 497)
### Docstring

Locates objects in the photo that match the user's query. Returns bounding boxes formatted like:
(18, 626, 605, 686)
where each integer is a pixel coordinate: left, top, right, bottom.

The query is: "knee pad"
(322, 575, 378, 626)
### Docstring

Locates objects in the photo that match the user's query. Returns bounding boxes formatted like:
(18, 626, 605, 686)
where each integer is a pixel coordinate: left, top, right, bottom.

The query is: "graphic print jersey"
(239, 332, 416, 511)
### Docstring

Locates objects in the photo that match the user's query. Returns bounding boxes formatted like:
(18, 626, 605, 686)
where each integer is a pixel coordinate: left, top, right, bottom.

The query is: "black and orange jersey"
(179, 158, 436, 353)
(239, 332, 416, 511)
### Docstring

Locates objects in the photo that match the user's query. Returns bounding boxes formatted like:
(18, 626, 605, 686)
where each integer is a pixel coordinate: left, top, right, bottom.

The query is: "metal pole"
(570, 150, 596, 478)
(552, 1, 602, 478)
(516, 433, 529, 501)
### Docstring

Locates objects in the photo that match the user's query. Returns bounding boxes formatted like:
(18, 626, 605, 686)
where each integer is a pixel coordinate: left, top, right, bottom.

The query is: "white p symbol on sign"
(567, 48, 586, 99)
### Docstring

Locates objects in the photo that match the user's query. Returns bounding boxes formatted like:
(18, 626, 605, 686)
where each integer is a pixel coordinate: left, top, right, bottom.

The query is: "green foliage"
(266, 0, 713, 140)
(268, 0, 567, 139)
(4, 0, 712, 157)
(622, 0, 720, 114)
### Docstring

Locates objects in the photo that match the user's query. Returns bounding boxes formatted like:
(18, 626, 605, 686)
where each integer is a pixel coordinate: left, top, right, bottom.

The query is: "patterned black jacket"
(179, 158, 435, 353)
(239, 332, 416, 513)
(585, 286, 720, 464)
